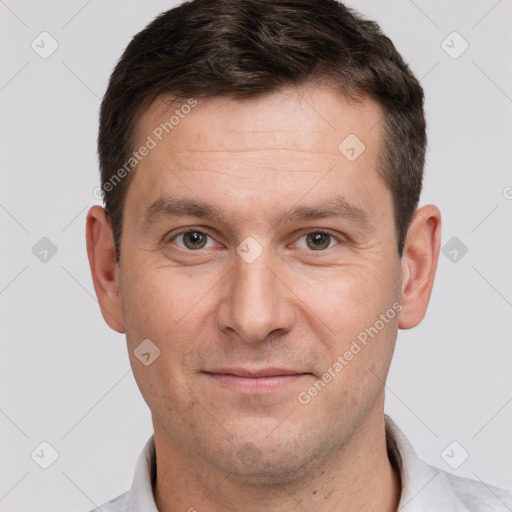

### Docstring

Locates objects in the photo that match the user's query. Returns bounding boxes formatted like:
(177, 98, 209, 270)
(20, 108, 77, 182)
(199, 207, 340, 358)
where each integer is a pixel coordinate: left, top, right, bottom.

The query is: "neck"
(152, 410, 401, 512)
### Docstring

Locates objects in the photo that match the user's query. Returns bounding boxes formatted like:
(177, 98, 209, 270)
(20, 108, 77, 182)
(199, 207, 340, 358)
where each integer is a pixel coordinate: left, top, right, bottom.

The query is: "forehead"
(125, 85, 391, 231)
(135, 86, 383, 158)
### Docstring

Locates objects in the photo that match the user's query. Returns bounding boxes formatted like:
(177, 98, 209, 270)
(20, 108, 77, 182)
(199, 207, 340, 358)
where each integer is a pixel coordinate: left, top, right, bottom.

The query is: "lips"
(205, 367, 305, 378)
(203, 368, 311, 394)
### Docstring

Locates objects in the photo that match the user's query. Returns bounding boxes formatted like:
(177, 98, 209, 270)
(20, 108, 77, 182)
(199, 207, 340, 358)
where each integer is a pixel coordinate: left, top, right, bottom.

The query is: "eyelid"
(166, 227, 222, 250)
(292, 229, 344, 251)
(165, 227, 345, 251)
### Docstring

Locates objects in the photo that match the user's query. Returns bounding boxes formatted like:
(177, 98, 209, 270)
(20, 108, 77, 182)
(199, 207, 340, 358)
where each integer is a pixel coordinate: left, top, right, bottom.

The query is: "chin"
(226, 446, 327, 487)
(210, 424, 329, 487)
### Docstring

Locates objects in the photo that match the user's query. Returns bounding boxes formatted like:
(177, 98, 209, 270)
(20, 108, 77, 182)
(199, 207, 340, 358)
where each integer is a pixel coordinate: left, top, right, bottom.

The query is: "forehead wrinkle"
(168, 148, 335, 156)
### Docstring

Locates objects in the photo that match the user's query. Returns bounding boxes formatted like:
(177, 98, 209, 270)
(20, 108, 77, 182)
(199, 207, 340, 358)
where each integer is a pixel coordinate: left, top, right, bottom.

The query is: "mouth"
(202, 368, 311, 394)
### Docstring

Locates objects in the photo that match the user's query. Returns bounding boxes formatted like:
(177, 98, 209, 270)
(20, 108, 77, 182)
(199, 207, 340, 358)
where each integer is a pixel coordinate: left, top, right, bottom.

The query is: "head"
(87, 0, 440, 486)
(98, 0, 427, 261)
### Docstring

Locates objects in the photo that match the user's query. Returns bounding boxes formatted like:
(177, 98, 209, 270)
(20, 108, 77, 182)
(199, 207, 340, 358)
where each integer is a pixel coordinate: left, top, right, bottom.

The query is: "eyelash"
(166, 228, 344, 252)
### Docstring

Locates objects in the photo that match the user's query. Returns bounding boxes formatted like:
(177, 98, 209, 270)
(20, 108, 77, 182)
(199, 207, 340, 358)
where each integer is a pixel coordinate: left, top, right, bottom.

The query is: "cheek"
(303, 261, 397, 330)
(120, 270, 201, 411)
(130, 357, 197, 440)
(120, 266, 220, 398)
(303, 258, 401, 382)
(120, 266, 210, 344)
(312, 314, 398, 423)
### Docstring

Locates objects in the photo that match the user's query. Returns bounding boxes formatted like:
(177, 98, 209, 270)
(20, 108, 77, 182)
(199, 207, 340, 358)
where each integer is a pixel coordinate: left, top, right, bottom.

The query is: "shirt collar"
(128, 434, 159, 512)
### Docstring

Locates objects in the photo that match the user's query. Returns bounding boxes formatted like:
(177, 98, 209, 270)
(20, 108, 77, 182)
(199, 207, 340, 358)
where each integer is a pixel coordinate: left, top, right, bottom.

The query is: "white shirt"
(90, 415, 512, 511)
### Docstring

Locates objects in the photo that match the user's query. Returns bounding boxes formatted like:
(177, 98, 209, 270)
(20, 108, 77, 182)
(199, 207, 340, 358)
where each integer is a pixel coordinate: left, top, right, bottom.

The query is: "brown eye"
(305, 232, 331, 250)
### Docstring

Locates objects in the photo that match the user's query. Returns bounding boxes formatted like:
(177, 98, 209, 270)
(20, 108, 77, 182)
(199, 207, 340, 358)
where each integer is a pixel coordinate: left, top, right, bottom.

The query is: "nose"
(216, 246, 296, 344)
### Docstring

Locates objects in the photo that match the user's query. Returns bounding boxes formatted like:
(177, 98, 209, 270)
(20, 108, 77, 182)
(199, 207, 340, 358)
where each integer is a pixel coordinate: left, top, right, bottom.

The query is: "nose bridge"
(217, 245, 293, 343)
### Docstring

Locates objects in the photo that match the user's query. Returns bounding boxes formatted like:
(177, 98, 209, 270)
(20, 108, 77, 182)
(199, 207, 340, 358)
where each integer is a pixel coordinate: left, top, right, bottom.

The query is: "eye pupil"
(184, 231, 207, 249)
(306, 232, 330, 250)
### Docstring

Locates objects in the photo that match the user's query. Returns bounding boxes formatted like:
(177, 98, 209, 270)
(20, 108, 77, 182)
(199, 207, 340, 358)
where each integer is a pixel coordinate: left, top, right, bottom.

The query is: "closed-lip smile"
(203, 368, 311, 393)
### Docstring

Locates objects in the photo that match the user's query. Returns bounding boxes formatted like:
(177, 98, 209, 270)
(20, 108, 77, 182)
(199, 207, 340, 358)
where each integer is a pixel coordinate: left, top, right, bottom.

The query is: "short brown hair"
(98, 0, 426, 262)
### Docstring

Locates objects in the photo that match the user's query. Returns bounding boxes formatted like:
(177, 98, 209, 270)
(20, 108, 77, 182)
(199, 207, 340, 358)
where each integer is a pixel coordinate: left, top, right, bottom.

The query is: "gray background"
(1, 1, 511, 510)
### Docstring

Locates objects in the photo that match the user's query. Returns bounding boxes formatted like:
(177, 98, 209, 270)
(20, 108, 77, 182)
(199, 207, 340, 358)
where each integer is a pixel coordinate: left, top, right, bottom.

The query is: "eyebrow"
(272, 196, 371, 230)
(141, 194, 372, 232)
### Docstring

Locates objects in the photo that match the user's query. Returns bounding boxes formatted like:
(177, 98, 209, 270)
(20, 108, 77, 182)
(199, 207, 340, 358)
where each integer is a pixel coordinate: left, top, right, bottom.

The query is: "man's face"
(117, 86, 403, 482)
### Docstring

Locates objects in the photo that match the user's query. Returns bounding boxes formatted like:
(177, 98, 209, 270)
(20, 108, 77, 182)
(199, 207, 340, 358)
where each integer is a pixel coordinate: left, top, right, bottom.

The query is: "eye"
(171, 230, 217, 250)
(296, 232, 340, 251)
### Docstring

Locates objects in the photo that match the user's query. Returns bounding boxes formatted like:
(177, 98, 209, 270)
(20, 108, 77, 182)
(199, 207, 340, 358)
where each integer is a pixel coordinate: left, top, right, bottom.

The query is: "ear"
(85, 205, 125, 333)
(398, 204, 441, 330)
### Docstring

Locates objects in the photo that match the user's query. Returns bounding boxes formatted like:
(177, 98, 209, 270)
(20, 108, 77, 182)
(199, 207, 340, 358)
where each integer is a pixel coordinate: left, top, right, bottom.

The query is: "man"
(85, 0, 512, 510)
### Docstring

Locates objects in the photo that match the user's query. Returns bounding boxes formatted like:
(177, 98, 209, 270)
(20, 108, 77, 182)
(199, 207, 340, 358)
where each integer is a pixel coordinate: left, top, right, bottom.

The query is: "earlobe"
(398, 205, 442, 330)
(85, 205, 125, 333)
